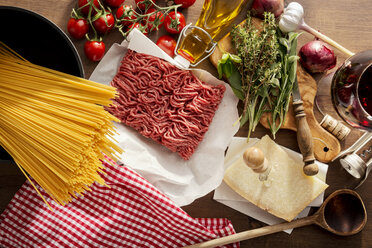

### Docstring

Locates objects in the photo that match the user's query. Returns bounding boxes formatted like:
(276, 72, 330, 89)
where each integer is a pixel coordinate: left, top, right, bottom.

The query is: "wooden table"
(0, 0, 371, 247)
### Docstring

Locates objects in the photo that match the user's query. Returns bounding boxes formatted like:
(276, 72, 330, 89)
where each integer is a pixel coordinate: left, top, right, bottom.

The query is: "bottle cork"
(320, 114, 351, 141)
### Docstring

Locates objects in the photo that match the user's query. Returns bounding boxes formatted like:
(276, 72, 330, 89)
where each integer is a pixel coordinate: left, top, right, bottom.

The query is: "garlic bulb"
(279, 1, 354, 57)
(279, 2, 304, 33)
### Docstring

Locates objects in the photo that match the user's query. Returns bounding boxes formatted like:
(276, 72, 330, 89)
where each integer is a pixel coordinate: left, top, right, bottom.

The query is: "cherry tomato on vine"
(105, 0, 124, 8)
(116, 5, 137, 27)
(67, 18, 89, 39)
(93, 12, 115, 35)
(164, 11, 186, 34)
(156, 35, 177, 57)
(135, 0, 154, 11)
(174, 0, 196, 8)
(130, 22, 148, 35)
(78, 0, 100, 16)
(84, 40, 106, 61)
(144, 8, 165, 31)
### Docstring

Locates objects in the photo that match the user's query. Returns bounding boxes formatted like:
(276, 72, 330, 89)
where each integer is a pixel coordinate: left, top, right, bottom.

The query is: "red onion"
(299, 40, 337, 73)
(251, 0, 284, 19)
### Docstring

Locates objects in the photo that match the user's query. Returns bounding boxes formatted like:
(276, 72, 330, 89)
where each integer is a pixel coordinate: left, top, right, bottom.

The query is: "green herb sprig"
(269, 31, 301, 136)
(218, 12, 300, 140)
(220, 12, 280, 139)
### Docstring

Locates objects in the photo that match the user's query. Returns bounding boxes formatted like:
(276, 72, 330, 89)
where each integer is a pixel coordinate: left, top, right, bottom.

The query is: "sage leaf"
(279, 37, 290, 51)
(289, 61, 297, 83)
(217, 63, 223, 79)
(231, 87, 245, 100)
(271, 78, 280, 87)
(223, 61, 233, 78)
(288, 32, 300, 43)
(288, 55, 299, 63)
(228, 65, 243, 91)
(230, 54, 242, 63)
(221, 53, 229, 63)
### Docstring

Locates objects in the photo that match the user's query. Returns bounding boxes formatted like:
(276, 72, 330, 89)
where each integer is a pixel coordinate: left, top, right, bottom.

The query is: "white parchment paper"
(214, 137, 328, 234)
(90, 29, 239, 206)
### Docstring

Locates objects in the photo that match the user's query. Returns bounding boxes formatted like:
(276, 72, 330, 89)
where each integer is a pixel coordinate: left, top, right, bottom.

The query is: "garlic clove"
(279, 2, 304, 33)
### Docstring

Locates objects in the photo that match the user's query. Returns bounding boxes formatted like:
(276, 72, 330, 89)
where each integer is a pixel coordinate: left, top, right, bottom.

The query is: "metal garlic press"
(335, 132, 372, 188)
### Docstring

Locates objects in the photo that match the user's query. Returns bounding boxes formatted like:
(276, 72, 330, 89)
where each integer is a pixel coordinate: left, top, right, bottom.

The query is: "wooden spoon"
(183, 189, 367, 248)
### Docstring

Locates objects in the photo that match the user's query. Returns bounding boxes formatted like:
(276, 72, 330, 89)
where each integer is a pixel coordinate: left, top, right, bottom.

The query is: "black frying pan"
(0, 6, 84, 160)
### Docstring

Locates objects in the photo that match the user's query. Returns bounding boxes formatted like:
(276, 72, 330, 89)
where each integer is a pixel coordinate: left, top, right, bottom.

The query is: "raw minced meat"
(106, 50, 225, 160)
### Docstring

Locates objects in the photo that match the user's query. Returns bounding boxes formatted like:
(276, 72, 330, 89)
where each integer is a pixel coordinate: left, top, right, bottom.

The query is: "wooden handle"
(243, 147, 267, 173)
(301, 23, 355, 57)
(293, 100, 318, 176)
(183, 216, 316, 248)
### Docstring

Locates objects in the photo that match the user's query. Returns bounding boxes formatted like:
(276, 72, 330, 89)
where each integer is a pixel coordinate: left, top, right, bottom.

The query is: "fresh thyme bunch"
(218, 12, 300, 139)
(231, 12, 281, 138)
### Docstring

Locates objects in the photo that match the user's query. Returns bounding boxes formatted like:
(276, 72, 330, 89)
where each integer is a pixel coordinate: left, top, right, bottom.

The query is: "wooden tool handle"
(293, 100, 318, 176)
(243, 147, 267, 173)
(183, 216, 316, 248)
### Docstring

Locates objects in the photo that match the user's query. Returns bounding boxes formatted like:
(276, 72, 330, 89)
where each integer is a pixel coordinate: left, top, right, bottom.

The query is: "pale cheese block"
(223, 135, 328, 222)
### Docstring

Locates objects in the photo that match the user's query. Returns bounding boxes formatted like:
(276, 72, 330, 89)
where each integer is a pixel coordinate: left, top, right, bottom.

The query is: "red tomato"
(84, 41, 106, 61)
(156, 35, 177, 57)
(67, 18, 89, 39)
(164, 11, 186, 34)
(105, 0, 124, 8)
(78, 0, 100, 16)
(144, 8, 165, 31)
(93, 12, 115, 35)
(174, 0, 196, 8)
(130, 22, 148, 35)
(116, 5, 137, 27)
(135, 0, 154, 11)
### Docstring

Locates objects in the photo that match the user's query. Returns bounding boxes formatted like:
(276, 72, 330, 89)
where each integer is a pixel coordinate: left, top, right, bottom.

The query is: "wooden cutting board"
(209, 18, 340, 163)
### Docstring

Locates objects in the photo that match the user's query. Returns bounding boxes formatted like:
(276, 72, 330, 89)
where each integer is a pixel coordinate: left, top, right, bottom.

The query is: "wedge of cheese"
(223, 135, 328, 222)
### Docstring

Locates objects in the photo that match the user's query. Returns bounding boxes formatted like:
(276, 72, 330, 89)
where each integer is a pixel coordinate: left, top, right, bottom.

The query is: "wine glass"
(331, 50, 372, 131)
(328, 50, 372, 183)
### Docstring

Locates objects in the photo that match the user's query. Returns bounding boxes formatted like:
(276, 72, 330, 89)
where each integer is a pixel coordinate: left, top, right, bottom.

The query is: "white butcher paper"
(90, 29, 240, 206)
(214, 137, 329, 234)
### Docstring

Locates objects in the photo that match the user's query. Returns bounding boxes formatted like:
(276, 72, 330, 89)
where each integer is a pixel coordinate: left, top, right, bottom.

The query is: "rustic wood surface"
(0, 0, 372, 247)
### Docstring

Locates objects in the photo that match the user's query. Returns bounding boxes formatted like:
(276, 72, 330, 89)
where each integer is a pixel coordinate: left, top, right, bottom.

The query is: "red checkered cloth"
(0, 162, 238, 248)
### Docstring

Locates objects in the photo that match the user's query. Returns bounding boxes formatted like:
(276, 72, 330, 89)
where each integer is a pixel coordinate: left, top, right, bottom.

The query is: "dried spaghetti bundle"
(0, 42, 123, 206)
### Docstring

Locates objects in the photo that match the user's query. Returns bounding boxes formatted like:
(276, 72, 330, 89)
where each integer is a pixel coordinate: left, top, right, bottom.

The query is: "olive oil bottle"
(176, 0, 247, 65)
(196, 0, 247, 38)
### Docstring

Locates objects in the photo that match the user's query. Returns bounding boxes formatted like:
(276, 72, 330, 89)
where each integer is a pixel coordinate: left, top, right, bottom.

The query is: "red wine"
(358, 65, 372, 116)
(331, 50, 372, 130)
